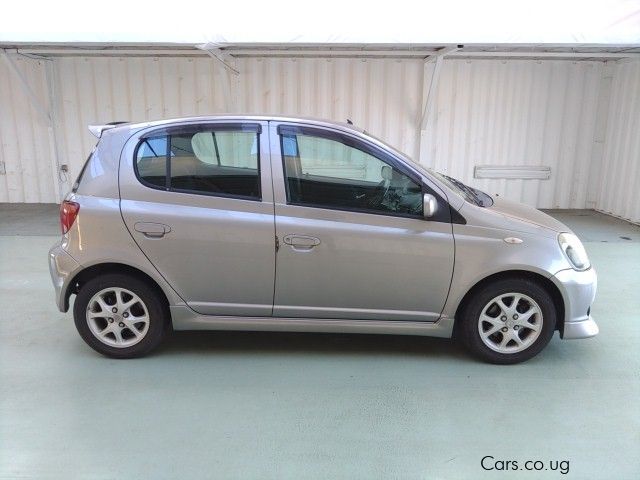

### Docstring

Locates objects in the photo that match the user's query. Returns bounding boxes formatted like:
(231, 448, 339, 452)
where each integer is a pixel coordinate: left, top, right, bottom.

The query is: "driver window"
(281, 130, 423, 217)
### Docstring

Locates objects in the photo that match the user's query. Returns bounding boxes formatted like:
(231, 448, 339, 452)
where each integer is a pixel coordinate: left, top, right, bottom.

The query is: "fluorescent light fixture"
(474, 165, 551, 180)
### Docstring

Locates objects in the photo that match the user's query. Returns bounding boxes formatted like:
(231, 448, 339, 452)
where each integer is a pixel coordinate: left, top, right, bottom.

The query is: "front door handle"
(283, 234, 320, 250)
(134, 222, 171, 238)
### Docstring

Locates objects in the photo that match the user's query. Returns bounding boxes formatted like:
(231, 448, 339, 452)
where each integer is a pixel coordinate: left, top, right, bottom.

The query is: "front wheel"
(73, 273, 168, 358)
(458, 278, 557, 364)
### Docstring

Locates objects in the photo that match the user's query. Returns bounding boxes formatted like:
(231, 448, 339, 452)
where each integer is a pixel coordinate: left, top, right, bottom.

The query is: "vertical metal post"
(417, 46, 460, 165)
(586, 62, 614, 210)
(420, 55, 445, 131)
(45, 59, 64, 201)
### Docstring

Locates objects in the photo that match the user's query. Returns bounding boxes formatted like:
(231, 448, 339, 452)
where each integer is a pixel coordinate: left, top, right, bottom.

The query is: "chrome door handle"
(283, 234, 320, 250)
(134, 222, 171, 238)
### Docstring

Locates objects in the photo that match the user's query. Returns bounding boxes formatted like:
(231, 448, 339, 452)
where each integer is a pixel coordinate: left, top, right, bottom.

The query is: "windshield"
(357, 129, 494, 207)
(401, 156, 494, 208)
(429, 170, 494, 207)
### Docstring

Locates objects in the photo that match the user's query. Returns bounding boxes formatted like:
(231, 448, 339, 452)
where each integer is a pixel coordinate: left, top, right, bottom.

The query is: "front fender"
(442, 223, 569, 320)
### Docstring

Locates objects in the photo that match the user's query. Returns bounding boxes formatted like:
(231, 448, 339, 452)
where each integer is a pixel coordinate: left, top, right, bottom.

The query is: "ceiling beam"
(449, 51, 640, 59)
(5, 47, 640, 60)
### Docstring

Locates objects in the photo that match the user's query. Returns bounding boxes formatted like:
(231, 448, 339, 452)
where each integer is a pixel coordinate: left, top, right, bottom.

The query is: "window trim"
(143, 122, 262, 138)
(278, 125, 428, 220)
(72, 146, 96, 193)
(133, 123, 263, 202)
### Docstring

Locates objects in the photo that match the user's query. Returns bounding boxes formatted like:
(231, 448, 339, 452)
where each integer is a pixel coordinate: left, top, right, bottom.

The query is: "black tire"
(73, 273, 169, 358)
(458, 278, 557, 364)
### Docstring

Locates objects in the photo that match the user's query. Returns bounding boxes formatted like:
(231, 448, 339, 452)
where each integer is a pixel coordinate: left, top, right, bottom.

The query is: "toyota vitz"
(49, 116, 598, 364)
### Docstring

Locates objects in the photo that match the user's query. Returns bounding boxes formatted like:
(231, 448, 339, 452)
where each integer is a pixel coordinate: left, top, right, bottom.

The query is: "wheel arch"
(452, 270, 565, 336)
(64, 263, 171, 313)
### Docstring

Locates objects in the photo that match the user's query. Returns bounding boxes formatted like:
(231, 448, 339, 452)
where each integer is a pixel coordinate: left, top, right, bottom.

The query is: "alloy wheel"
(86, 287, 150, 348)
(478, 292, 543, 354)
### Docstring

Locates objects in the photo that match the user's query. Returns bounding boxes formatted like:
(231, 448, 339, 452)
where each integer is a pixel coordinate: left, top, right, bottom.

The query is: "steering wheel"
(365, 180, 388, 208)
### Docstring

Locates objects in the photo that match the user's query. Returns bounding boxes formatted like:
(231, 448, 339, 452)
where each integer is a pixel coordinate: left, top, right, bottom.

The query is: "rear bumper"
(48, 240, 81, 312)
(552, 267, 598, 339)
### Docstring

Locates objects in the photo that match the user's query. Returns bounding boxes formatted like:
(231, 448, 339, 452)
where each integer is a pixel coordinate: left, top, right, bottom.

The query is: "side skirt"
(170, 305, 454, 338)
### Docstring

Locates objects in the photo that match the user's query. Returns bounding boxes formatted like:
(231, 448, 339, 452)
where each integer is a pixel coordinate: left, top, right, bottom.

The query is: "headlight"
(558, 233, 590, 271)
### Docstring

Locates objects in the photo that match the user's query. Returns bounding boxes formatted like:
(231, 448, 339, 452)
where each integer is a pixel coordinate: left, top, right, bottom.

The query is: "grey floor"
(1, 205, 639, 480)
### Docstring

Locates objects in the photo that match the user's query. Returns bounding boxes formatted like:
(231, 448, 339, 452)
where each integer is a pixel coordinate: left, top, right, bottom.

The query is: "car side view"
(49, 116, 598, 364)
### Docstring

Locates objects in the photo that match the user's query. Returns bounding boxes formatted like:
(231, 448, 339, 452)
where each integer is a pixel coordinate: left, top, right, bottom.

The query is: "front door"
(270, 123, 455, 322)
(119, 121, 275, 317)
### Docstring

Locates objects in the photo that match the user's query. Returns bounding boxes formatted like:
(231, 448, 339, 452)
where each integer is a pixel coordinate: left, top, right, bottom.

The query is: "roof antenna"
(346, 119, 353, 125)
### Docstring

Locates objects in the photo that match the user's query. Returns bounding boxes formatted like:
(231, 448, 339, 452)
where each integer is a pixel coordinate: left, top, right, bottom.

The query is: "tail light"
(60, 200, 80, 234)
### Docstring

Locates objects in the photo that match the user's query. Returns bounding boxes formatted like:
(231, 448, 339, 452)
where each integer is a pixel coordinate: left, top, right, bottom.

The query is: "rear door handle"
(134, 222, 171, 238)
(283, 234, 320, 250)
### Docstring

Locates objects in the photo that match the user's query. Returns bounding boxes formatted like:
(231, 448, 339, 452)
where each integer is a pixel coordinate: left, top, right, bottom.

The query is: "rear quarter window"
(136, 137, 168, 188)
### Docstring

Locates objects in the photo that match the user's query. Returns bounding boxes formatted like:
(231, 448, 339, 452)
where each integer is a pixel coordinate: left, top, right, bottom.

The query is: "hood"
(487, 196, 569, 233)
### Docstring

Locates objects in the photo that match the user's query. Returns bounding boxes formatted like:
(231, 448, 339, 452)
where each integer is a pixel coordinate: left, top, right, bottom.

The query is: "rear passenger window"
(135, 125, 260, 199)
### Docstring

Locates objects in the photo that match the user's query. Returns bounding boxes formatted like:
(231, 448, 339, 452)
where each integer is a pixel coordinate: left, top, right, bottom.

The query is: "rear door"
(119, 121, 275, 317)
(269, 122, 455, 321)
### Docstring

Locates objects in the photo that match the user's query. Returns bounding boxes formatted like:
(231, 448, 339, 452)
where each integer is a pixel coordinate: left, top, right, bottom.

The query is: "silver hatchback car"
(49, 116, 598, 364)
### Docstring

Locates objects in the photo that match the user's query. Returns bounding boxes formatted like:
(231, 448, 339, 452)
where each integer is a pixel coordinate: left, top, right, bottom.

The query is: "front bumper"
(563, 315, 599, 338)
(552, 267, 598, 339)
(48, 240, 81, 312)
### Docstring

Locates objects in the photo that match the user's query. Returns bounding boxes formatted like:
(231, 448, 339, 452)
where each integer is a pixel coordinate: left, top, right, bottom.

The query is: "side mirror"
(423, 193, 438, 218)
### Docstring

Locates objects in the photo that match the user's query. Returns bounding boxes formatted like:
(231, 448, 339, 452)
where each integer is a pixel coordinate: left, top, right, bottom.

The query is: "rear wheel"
(458, 278, 557, 364)
(73, 273, 168, 358)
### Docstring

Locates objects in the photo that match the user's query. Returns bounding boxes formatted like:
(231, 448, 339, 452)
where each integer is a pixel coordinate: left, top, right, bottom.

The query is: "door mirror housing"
(423, 193, 438, 218)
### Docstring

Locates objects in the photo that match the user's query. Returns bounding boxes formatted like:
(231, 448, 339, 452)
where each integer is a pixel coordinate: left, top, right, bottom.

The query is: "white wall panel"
(0, 53, 637, 219)
(52, 56, 425, 190)
(0, 57, 55, 202)
(596, 60, 640, 224)
(423, 60, 604, 208)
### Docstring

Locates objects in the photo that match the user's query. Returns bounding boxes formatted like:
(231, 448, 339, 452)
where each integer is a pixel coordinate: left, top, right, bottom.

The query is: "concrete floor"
(1, 205, 639, 480)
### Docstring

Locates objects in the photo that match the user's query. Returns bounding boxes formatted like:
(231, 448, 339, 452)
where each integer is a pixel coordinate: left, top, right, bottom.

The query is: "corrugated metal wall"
(51, 56, 423, 185)
(0, 57, 56, 202)
(424, 60, 604, 209)
(596, 60, 640, 224)
(0, 54, 638, 222)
